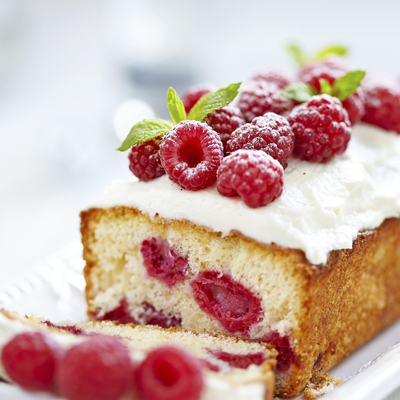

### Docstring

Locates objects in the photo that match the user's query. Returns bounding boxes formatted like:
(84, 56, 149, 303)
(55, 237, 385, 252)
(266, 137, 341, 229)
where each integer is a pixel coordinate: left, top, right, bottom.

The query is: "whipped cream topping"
(87, 123, 400, 265)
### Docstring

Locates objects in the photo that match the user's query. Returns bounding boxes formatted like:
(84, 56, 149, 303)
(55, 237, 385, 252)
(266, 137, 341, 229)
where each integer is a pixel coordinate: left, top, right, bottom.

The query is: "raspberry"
(1, 332, 62, 392)
(94, 298, 138, 324)
(217, 150, 284, 208)
(362, 75, 400, 134)
(128, 137, 165, 181)
(141, 237, 189, 288)
(160, 120, 223, 191)
(141, 302, 182, 328)
(191, 271, 263, 335)
(263, 331, 295, 373)
(134, 346, 204, 400)
(287, 95, 352, 163)
(182, 83, 215, 114)
(208, 349, 265, 369)
(250, 68, 293, 89)
(299, 59, 364, 125)
(237, 80, 294, 122)
(43, 321, 85, 336)
(204, 105, 245, 154)
(56, 336, 131, 400)
(226, 113, 295, 167)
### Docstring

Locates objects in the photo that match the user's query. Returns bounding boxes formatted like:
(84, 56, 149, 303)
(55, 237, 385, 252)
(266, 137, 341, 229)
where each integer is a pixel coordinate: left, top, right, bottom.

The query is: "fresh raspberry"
(56, 336, 131, 400)
(263, 331, 295, 373)
(94, 298, 138, 324)
(141, 302, 182, 328)
(226, 113, 295, 167)
(362, 74, 400, 134)
(182, 84, 215, 114)
(191, 271, 263, 335)
(217, 150, 284, 208)
(237, 80, 294, 122)
(134, 346, 204, 400)
(250, 68, 293, 89)
(341, 87, 365, 125)
(160, 121, 223, 191)
(141, 237, 189, 288)
(287, 95, 352, 163)
(299, 56, 349, 90)
(204, 105, 245, 154)
(1, 332, 62, 392)
(128, 137, 165, 181)
(207, 349, 265, 369)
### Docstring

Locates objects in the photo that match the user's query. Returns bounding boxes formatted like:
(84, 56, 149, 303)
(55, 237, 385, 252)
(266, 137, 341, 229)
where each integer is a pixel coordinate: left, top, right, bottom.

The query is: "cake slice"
(81, 123, 400, 397)
(0, 310, 277, 400)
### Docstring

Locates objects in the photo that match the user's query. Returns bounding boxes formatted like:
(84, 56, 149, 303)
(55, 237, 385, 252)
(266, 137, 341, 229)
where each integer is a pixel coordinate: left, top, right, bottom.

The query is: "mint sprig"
(332, 70, 365, 101)
(167, 87, 187, 125)
(281, 82, 318, 102)
(287, 43, 348, 66)
(281, 70, 365, 103)
(188, 82, 241, 122)
(116, 118, 174, 151)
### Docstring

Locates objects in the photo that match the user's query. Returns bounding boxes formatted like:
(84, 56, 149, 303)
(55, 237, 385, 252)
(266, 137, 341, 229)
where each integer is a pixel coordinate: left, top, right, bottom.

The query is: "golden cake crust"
(81, 206, 400, 397)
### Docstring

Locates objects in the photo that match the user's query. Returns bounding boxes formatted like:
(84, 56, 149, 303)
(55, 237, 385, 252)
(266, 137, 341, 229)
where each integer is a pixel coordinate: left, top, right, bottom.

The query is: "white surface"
(1, 243, 400, 399)
(87, 124, 400, 265)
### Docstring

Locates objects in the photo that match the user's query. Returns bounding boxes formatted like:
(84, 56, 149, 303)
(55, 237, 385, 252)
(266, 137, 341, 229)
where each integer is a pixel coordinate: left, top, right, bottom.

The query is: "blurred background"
(1, 0, 400, 282)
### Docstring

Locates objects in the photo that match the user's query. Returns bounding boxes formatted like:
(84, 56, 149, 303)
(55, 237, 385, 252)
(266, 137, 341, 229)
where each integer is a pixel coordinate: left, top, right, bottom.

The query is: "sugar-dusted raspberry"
(251, 68, 293, 89)
(128, 137, 165, 181)
(141, 302, 182, 328)
(94, 298, 138, 324)
(57, 336, 131, 400)
(226, 113, 295, 167)
(287, 95, 352, 163)
(182, 83, 215, 114)
(299, 56, 349, 90)
(191, 271, 263, 335)
(204, 105, 245, 154)
(1, 332, 62, 392)
(160, 120, 223, 191)
(263, 331, 295, 373)
(134, 346, 204, 400)
(207, 349, 265, 369)
(237, 81, 294, 122)
(362, 74, 400, 134)
(141, 237, 189, 288)
(217, 150, 284, 208)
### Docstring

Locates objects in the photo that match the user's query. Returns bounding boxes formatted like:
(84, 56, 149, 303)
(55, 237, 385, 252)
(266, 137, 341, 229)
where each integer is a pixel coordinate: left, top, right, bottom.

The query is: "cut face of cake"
(0, 310, 277, 400)
(81, 123, 400, 397)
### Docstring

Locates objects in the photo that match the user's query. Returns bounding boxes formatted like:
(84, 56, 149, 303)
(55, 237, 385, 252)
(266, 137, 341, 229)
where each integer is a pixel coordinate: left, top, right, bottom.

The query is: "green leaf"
(281, 82, 318, 102)
(167, 87, 187, 125)
(116, 118, 174, 151)
(188, 82, 241, 122)
(319, 79, 332, 95)
(332, 70, 366, 101)
(315, 45, 348, 61)
(287, 43, 306, 66)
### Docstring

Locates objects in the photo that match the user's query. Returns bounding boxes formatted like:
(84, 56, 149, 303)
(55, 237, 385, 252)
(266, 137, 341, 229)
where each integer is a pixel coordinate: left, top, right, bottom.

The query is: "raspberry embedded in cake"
(190, 271, 263, 335)
(141, 302, 182, 328)
(263, 331, 295, 373)
(93, 297, 138, 324)
(134, 346, 204, 400)
(141, 237, 189, 288)
(208, 349, 265, 369)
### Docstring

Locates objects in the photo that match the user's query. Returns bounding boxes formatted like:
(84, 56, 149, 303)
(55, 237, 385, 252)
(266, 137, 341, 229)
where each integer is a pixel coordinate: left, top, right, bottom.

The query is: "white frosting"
(86, 123, 400, 265)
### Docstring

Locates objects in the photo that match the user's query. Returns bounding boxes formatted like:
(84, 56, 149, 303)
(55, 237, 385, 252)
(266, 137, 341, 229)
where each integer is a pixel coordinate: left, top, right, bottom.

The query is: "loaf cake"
(81, 118, 400, 397)
(0, 309, 277, 400)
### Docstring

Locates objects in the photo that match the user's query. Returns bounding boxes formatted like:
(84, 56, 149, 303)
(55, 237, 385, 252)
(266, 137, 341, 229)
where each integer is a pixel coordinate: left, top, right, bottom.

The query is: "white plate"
(1, 243, 400, 400)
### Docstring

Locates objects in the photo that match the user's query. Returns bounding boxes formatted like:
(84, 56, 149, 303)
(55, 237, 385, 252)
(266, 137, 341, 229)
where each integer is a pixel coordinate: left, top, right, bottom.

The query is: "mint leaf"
(315, 45, 348, 61)
(287, 43, 306, 66)
(332, 70, 366, 101)
(319, 79, 332, 95)
(281, 82, 317, 102)
(167, 87, 186, 125)
(116, 118, 173, 151)
(188, 82, 241, 122)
